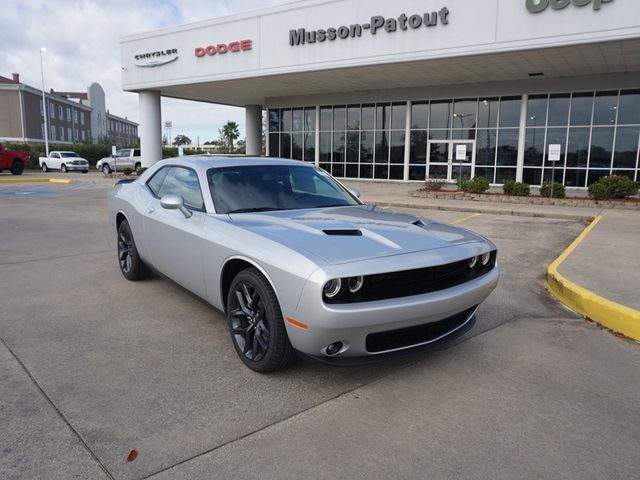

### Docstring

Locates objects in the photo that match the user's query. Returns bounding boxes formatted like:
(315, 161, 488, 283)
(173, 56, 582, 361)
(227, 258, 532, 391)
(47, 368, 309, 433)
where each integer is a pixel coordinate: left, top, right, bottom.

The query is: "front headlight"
(323, 279, 342, 299)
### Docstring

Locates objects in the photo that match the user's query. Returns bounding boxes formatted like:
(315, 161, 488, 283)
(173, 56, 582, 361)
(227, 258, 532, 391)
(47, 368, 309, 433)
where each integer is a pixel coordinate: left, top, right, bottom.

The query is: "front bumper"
(65, 164, 88, 171)
(282, 259, 499, 363)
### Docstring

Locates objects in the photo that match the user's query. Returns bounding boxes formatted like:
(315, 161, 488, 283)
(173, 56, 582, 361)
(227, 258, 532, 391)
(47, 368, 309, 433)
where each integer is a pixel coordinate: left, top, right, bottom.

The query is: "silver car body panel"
(108, 156, 499, 361)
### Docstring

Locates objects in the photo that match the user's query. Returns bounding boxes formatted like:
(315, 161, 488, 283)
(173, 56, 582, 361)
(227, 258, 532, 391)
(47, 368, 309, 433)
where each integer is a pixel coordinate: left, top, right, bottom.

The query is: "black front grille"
(366, 306, 476, 353)
(324, 250, 497, 304)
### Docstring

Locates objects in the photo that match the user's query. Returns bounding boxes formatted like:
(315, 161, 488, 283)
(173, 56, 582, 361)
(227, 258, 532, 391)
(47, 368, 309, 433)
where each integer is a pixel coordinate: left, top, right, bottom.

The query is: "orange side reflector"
(287, 317, 309, 331)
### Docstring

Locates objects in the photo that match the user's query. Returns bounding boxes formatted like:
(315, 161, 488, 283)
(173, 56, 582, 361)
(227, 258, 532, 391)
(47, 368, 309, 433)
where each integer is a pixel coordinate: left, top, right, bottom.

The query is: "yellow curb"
(449, 213, 482, 225)
(0, 178, 72, 185)
(546, 215, 640, 341)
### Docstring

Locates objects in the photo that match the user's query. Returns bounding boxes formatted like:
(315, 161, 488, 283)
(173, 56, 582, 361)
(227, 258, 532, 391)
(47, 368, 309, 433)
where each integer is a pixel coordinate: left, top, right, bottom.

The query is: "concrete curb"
(546, 215, 640, 341)
(0, 178, 73, 185)
(367, 200, 596, 222)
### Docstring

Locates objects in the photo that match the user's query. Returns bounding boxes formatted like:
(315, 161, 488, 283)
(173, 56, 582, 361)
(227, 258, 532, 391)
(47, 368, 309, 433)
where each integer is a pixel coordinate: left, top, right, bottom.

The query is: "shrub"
(123, 167, 133, 176)
(503, 180, 530, 197)
(422, 178, 447, 191)
(136, 167, 148, 176)
(588, 175, 639, 200)
(459, 176, 490, 194)
(540, 181, 566, 198)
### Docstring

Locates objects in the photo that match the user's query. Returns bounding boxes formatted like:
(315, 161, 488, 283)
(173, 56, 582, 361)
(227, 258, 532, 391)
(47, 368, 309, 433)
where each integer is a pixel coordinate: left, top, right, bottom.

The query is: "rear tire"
(82, 170, 88, 173)
(227, 268, 295, 372)
(61, 164, 67, 173)
(42, 163, 49, 172)
(117, 220, 151, 281)
(134, 162, 141, 171)
(10, 160, 24, 175)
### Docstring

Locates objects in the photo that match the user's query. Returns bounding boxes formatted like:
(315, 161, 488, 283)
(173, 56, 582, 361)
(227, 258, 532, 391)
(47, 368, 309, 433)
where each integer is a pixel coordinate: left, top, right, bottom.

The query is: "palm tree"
(219, 121, 240, 153)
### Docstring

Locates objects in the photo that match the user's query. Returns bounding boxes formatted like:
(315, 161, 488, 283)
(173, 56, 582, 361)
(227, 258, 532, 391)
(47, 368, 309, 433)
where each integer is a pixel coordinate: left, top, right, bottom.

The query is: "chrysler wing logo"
(134, 49, 179, 68)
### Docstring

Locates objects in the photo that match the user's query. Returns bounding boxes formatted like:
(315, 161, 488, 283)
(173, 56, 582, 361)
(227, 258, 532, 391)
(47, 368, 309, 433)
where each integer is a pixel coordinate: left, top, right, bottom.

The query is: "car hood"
(229, 205, 487, 265)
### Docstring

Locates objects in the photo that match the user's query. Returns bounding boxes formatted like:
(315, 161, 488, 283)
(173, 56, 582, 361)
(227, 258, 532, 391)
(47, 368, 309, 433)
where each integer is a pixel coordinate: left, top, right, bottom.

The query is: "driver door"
(143, 166, 207, 298)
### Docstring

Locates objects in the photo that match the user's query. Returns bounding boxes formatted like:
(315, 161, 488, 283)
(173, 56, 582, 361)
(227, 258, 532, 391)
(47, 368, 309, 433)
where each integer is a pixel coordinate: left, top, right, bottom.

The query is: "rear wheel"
(60, 164, 67, 173)
(10, 160, 24, 175)
(227, 268, 295, 372)
(134, 162, 141, 171)
(42, 163, 49, 172)
(117, 220, 151, 281)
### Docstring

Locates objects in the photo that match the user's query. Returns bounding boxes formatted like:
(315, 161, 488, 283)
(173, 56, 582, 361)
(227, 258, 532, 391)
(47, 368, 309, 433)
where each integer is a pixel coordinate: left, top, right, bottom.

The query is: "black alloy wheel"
(227, 268, 295, 372)
(116, 220, 151, 281)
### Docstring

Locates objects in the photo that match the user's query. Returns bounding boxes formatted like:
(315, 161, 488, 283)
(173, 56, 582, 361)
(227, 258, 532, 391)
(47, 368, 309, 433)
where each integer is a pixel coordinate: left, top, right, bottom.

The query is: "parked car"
(39, 151, 89, 173)
(108, 157, 499, 372)
(0, 143, 30, 175)
(97, 148, 141, 174)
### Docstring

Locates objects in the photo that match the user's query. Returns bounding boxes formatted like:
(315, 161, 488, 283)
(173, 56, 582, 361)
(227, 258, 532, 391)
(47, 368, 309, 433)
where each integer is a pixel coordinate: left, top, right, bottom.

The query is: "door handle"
(146, 206, 155, 214)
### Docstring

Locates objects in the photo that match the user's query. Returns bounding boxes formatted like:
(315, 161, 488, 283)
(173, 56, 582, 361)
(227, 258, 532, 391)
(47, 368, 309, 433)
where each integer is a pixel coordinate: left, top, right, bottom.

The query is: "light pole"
(39, 47, 50, 157)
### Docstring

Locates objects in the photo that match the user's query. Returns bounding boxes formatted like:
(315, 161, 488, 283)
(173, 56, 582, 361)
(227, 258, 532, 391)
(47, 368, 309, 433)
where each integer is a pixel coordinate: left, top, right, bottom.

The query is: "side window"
(134, 149, 140, 156)
(147, 167, 170, 197)
(157, 167, 205, 212)
(52, 153, 59, 159)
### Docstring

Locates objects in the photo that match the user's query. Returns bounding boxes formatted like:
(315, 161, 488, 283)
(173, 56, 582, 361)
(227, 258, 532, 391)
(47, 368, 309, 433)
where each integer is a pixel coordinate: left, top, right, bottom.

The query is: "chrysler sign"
(134, 49, 179, 67)
(290, 8, 450, 47)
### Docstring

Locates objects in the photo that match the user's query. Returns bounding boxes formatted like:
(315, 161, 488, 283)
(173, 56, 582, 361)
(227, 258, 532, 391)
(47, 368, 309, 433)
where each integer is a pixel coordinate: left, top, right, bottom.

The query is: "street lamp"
(39, 47, 50, 157)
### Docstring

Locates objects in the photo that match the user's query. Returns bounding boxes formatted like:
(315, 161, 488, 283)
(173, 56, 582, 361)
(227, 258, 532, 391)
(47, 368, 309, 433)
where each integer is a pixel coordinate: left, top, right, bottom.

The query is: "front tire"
(227, 268, 295, 372)
(102, 164, 111, 175)
(117, 220, 151, 281)
(10, 160, 24, 175)
(60, 164, 67, 173)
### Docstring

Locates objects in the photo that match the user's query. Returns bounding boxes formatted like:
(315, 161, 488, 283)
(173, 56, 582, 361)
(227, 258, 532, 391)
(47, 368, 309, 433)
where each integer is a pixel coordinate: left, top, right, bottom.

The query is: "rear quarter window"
(146, 167, 170, 197)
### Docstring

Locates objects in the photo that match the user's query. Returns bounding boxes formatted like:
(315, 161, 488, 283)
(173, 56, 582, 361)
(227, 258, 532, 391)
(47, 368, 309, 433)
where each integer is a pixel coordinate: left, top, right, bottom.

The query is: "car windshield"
(60, 152, 79, 158)
(208, 164, 361, 214)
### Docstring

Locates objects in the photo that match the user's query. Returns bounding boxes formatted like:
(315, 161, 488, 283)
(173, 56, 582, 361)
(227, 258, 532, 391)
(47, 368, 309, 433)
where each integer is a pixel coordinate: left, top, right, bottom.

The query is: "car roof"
(154, 156, 316, 170)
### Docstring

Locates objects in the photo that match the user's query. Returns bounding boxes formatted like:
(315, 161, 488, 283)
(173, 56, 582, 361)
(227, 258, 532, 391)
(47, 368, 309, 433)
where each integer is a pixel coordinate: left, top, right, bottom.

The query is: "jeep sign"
(526, 0, 614, 13)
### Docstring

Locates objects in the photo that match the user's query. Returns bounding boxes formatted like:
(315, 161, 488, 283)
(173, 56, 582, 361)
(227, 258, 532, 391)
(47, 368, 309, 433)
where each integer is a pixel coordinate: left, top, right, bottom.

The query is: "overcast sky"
(0, 0, 292, 144)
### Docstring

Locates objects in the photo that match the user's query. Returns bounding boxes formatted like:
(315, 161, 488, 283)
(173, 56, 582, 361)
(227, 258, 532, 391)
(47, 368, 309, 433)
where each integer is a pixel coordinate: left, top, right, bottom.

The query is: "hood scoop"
(322, 229, 363, 236)
(412, 220, 426, 228)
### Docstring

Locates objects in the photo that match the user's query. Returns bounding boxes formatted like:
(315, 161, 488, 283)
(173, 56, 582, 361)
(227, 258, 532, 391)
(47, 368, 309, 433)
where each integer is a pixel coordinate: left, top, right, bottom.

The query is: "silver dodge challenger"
(108, 157, 499, 372)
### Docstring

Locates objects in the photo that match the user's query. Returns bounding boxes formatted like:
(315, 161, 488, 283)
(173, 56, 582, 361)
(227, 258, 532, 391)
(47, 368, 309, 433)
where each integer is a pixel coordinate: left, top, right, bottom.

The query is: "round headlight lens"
(468, 256, 479, 269)
(481, 252, 491, 266)
(347, 276, 364, 293)
(323, 278, 342, 299)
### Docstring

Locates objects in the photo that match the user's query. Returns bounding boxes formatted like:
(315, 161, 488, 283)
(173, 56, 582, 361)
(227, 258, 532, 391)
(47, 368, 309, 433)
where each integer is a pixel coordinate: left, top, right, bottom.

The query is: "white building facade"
(120, 0, 640, 187)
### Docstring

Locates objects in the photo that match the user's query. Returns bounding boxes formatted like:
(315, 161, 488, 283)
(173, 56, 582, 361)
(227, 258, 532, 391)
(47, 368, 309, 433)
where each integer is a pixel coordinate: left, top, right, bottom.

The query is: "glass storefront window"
(613, 126, 640, 169)
(304, 132, 315, 162)
(478, 98, 499, 128)
(544, 127, 568, 167)
(564, 169, 586, 188)
(430, 100, 451, 129)
(319, 132, 331, 162)
(292, 133, 303, 160)
(281, 133, 291, 158)
(476, 129, 497, 166)
(617, 90, 640, 125)
(320, 107, 332, 131)
(269, 109, 280, 132)
(566, 127, 590, 168)
(362, 104, 375, 130)
(593, 91, 618, 125)
(589, 127, 614, 168)
(410, 131, 428, 164)
(499, 97, 521, 128)
(524, 128, 544, 166)
(292, 109, 304, 132)
(453, 99, 477, 130)
(346, 131, 359, 163)
(304, 108, 316, 132)
(375, 131, 389, 163)
(547, 94, 570, 126)
(333, 130, 345, 163)
(268, 133, 279, 157)
(360, 131, 374, 163)
(390, 131, 405, 164)
(527, 95, 548, 127)
(376, 104, 391, 130)
(282, 109, 292, 132)
(391, 103, 406, 130)
(411, 102, 428, 129)
(496, 129, 519, 166)
(347, 105, 360, 130)
(333, 106, 346, 131)
(570, 92, 594, 126)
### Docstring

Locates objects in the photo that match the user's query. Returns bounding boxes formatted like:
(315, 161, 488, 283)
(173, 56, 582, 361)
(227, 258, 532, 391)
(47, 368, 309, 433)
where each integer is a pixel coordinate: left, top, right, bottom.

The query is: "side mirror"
(349, 188, 361, 198)
(160, 194, 192, 218)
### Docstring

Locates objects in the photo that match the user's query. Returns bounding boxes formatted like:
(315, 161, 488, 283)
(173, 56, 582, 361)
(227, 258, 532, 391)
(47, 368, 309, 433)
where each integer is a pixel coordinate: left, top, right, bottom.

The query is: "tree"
(174, 134, 192, 146)
(218, 121, 240, 153)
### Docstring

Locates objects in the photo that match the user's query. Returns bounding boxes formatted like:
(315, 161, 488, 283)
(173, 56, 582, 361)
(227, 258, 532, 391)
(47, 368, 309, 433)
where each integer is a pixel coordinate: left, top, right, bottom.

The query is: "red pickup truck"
(0, 143, 30, 175)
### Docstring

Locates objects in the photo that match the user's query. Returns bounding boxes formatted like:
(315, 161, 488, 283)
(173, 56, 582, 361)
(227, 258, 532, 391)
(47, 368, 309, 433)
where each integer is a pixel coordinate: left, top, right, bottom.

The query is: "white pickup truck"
(39, 151, 89, 173)
(96, 148, 141, 174)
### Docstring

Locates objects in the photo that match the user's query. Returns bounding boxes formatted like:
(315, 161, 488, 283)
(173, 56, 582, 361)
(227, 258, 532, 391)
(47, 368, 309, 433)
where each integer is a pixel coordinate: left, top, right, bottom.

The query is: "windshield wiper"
(227, 207, 282, 214)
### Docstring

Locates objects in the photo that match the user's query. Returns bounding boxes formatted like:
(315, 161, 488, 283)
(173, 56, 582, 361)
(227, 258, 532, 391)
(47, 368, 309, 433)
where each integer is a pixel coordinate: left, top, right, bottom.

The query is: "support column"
(139, 90, 162, 168)
(314, 106, 320, 166)
(404, 100, 412, 181)
(245, 105, 263, 156)
(516, 94, 528, 183)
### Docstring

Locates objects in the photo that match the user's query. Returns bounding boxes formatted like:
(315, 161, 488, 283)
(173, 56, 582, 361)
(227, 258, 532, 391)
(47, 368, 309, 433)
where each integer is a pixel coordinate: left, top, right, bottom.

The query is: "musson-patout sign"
(289, 8, 450, 47)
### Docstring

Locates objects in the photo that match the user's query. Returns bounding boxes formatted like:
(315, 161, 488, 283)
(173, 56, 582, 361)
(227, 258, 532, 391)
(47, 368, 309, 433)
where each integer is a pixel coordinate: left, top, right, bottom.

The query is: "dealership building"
(120, 0, 640, 187)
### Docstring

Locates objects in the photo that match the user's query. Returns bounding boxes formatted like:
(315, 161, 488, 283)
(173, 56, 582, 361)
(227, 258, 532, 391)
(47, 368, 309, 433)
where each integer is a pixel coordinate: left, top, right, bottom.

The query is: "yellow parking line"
(546, 215, 640, 341)
(49, 178, 73, 184)
(449, 213, 481, 225)
(0, 178, 72, 185)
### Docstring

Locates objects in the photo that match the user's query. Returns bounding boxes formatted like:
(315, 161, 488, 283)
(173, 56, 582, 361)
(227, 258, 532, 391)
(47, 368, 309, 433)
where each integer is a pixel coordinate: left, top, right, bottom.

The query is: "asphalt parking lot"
(1, 180, 639, 480)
